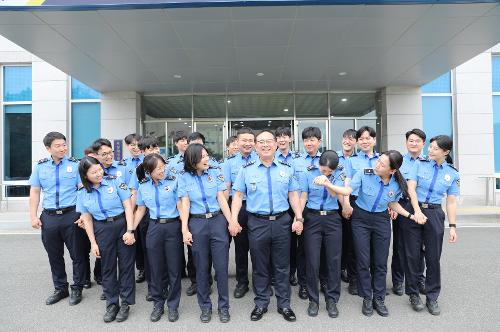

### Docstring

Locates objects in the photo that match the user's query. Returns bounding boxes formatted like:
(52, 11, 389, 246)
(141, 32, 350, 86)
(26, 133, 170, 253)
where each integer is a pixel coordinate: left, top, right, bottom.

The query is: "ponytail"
(393, 169, 408, 198)
(445, 154, 453, 165)
(136, 163, 147, 182)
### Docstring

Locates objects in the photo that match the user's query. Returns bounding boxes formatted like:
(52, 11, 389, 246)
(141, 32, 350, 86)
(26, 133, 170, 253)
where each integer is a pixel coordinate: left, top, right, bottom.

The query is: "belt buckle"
(421, 203, 429, 209)
(106, 217, 113, 222)
(205, 213, 213, 218)
(159, 219, 166, 224)
(269, 216, 276, 221)
(320, 211, 327, 216)
(56, 210, 63, 215)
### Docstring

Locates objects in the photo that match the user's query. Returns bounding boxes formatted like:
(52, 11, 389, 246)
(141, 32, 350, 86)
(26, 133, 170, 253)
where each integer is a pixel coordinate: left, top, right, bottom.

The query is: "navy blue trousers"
(93, 217, 136, 307)
(248, 213, 291, 309)
(146, 219, 183, 310)
(340, 196, 358, 282)
(289, 208, 306, 286)
(351, 205, 391, 301)
(40, 208, 85, 291)
(304, 210, 342, 304)
(189, 214, 229, 310)
(400, 206, 445, 301)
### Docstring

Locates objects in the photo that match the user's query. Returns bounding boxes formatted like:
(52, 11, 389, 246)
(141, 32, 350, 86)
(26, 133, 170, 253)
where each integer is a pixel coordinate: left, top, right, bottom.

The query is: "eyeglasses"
(256, 139, 275, 145)
(98, 151, 114, 158)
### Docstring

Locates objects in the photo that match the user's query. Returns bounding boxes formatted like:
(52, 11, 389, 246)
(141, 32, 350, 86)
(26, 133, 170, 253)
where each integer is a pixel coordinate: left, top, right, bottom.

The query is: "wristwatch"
(127, 229, 135, 234)
(449, 224, 456, 228)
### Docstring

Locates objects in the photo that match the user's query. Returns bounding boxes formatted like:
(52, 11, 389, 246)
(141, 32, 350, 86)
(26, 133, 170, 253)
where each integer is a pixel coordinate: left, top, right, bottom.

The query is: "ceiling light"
(240, 121, 243, 124)
(178, 118, 182, 120)
(256, 72, 264, 77)
(227, 100, 231, 104)
(183, 122, 187, 125)
(283, 108, 289, 112)
(341, 98, 348, 102)
(214, 124, 218, 127)
(188, 125, 192, 128)
(338, 72, 347, 76)
(268, 120, 272, 123)
(173, 74, 182, 79)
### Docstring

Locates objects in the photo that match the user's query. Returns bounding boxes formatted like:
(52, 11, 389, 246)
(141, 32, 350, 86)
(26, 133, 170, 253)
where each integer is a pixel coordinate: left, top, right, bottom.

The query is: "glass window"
(166, 121, 192, 156)
(228, 94, 293, 119)
(330, 119, 355, 152)
(295, 94, 327, 118)
(194, 95, 226, 119)
(144, 95, 192, 120)
(195, 121, 225, 161)
(330, 93, 376, 117)
(4, 104, 32, 180)
(493, 56, 500, 93)
(296, 119, 327, 154)
(71, 78, 101, 100)
(493, 96, 500, 172)
(71, 103, 101, 159)
(422, 96, 453, 152)
(421, 72, 451, 94)
(144, 122, 167, 156)
(3, 66, 32, 102)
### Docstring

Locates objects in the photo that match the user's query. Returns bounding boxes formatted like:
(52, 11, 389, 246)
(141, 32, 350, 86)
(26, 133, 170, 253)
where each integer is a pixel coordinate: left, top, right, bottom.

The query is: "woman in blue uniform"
(403, 135, 459, 316)
(299, 150, 346, 318)
(325, 150, 423, 317)
(76, 156, 136, 323)
(178, 143, 232, 323)
(132, 153, 183, 323)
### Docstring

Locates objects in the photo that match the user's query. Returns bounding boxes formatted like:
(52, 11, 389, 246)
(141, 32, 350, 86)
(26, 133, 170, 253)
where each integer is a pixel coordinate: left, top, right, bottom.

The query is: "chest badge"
(279, 171, 286, 177)
(207, 175, 213, 183)
(251, 183, 257, 191)
(164, 186, 171, 192)
(388, 190, 395, 198)
(66, 166, 72, 173)
(107, 187, 114, 194)
(116, 171, 122, 177)
(170, 167, 176, 174)
(444, 174, 451, 182)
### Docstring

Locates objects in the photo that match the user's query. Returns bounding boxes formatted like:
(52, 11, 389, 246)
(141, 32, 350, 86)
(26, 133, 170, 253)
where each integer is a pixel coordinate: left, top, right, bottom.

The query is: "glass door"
(229, 119, 294, 148)
(166, 121, 192, 157)
(295, 119, 328, 153)
(195, 120, 226, 161)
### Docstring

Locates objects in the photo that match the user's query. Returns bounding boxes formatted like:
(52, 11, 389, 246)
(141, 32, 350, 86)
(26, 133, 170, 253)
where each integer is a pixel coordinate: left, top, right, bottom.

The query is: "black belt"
(418, 202, 441, 209)
(44, 206, 76, 215)
(190, 210, 221, 219)
(250, 211, 287, 221)
(150, 217, 179, 224)
(95, 212, 125, 223)
(307, 208, 338, 216)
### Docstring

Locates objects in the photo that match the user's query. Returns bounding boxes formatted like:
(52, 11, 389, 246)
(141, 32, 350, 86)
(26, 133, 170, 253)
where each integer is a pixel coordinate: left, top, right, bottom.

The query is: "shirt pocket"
(362, 184, 377, 197)
(248, 176, 263, 192)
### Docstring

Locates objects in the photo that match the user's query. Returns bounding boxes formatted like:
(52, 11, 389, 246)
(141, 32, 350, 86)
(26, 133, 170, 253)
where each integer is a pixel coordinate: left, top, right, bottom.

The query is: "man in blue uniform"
(230, 129, 304, 322)
(29, 131, 85, 306)
(167, 130, 189, 176)
(223, 127, 258, 299)
(91, 138, 128, 179)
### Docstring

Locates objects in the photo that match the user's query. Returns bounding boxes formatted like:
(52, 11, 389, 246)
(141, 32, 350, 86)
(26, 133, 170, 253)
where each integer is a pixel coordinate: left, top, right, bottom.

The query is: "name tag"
(364, 168, 374, 175)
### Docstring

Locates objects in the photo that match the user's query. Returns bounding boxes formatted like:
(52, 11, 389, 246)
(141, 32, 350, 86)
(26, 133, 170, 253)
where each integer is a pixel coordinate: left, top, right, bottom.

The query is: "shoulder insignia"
(68, 157, 79, 163)
(292, 152, 301, 159)
(105, 174, 117, 180)
(210, 156, 217, 161)
(179, 170, 185, 175)
(119, 183, 128, 190)
(167, 155, 175, 160)
(227, 154, 236, 160)
(217, 174, 224, 182)
(340, 173, 346, 181)
(456, 178, 460, 187)
(338, 164, 344, 170)
(77, 186, 84, 191)
(448, 164, 459, 172)
(307, 165, 317, 171)
(279, 161, 292, 167)
(166, 175, 176, 181)
(218, 159, 224, 164)
(139, 177, 151, 184)
(129, 169, 134, 174)
(243, 160, 255, 168)
(419, 157, 430, 162)
(209, 165, 221, 169)
(118, 160, 127, 166)
(38, 158, 49, 164)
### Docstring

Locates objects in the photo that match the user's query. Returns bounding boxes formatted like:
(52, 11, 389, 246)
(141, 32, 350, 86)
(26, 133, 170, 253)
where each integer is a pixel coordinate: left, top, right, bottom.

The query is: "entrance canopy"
(1, 1, 500, 93)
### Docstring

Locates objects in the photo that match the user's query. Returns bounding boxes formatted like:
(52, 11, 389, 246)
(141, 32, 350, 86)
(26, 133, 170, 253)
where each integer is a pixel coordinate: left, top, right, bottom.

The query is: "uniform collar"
(375, 174, 395, 186)
(96, 178, 111, 189)
(50, 155, 67, 165)
(130, 155, 144, 162)
(404, 152, 422, 161)
(152, 177, 165, 186)
(430, 159, 446, 169)
(276, 149, 291, 159)
(358, 150, 378, 159)
(106, 160, 119, 170)
(256, 158, 278, 167)
(304, 151, 321, 159)
(337, 150, 355, 159)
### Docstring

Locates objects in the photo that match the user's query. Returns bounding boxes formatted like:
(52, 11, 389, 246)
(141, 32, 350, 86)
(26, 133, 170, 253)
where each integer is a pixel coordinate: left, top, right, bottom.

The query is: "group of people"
(29, 125, 460, 324)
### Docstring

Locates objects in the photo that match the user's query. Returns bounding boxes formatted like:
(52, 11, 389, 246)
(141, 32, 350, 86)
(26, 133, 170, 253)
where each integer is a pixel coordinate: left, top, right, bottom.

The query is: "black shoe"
(186, 283, 197, 296)
(150, 306, 164, 322)
(362, 297, 373, 317)
(116, 304, 130, 322)
(83, 280, 92, 289)
(250, 307, 267, 321)
(278, 307, 296, 322)
(103, 304, 119, 323)
(341, 269, 349, 283)
(168, 308, 179, 322)
(163, 286, 170, 300)
(320, 281, 327, 294)
(326, 299, 339, 318)
(307, 301, 319, 317)
(146, 292, 153, 302)
(100, 292, 106, 301)
(234, 284, 249, 299)
(392, 283, 404, 296)
(69, 289, 82, 306)
(289, 275, 298, 286)
(45, 289, 69, 305)
(298, 285, 308, 300)
(218, 308, 230, 323)
(94, 275, 102, 285)
(136, 270, 145, 283)
(348, 280, 358, 296)
(200, 308, 212, 323)
(373, 298, 389, 317)
(418, 281, 427, 295)
(426, 299, 441, 316)
(409, 294, 425, 312)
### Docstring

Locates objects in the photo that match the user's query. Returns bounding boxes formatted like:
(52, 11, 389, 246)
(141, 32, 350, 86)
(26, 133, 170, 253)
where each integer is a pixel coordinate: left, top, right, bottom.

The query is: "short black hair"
(188, 132, 206, 144)
(302, 127, 322, 140)
(405, 128, 426, 142)
(184, 143, 207, 174)
(236, 127, 255, 138)
(138, 135, 159, 151)
(43, 132, 66, 147)
(342, 129, 357, 139)
(78, 156, 102, 193)
(275, 127, 292, 138)
(136, 153, 166, 182)
(226, 135, 237, 147)
(356, 126, 376, 140)
(91, 138, 112, 153)
(83, 146, 93, 156)
(319, 150, 339, 170)
(256, 129, 276, 141)
(173, 130, 188, 143)
(124, 133, 141, 145)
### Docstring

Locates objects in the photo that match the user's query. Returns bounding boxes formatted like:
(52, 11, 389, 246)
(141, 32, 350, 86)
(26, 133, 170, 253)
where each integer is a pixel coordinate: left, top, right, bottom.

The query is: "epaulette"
(209, 165, 221, 169)
(279, 160, 292, 167)
(227, 154, 236, 160)
(339, 173, 346, 181)
(166, 175, 176, 181)
(292, 151, 302, 159)
(210, 156, 217, 161)
(119, 183, 128, 190)
(105, 174, 117, 180)
(68, 157, 79, 163)
(118, 160, 127, 166)
(179, 170, 185, 175)
(448, 164, 459, 172)
(218, 159, 224, 164)
(337, 164, 344, 170)
(419, 157, 430, 162)
(243, 160, 255, 168)
(38, 158, 49, 164)
(139, 177, 150, 184)
(177, 159, 184, 164)
(307, 165, 317, 171)
(167, 155, 175, 160)
(77, 186, 84, 191)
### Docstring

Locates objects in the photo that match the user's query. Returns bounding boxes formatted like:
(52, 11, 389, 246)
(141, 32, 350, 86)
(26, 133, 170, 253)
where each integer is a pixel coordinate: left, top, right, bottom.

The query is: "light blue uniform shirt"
(136, 175, 179, 219)
(408, 159, 460, 204)
(293, 151, 321, 194)
(300, 166, 346, 211)
(337, 150, 354, 169)
(223, 151, 258, 198)
(275, 150, 301, 165)
(400, 153, 424, 181)
(76, 176, 131, 220)
(345, 151, 380, 196)
(103, 160, 127, 180)
(122, 155, 144, 185)
(168, 153, 220, 176)
(178, 167, 226, 214)
(350, 171, 402, 213)
(233, 159, 299, 215)
(28, 156, 81, 209)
